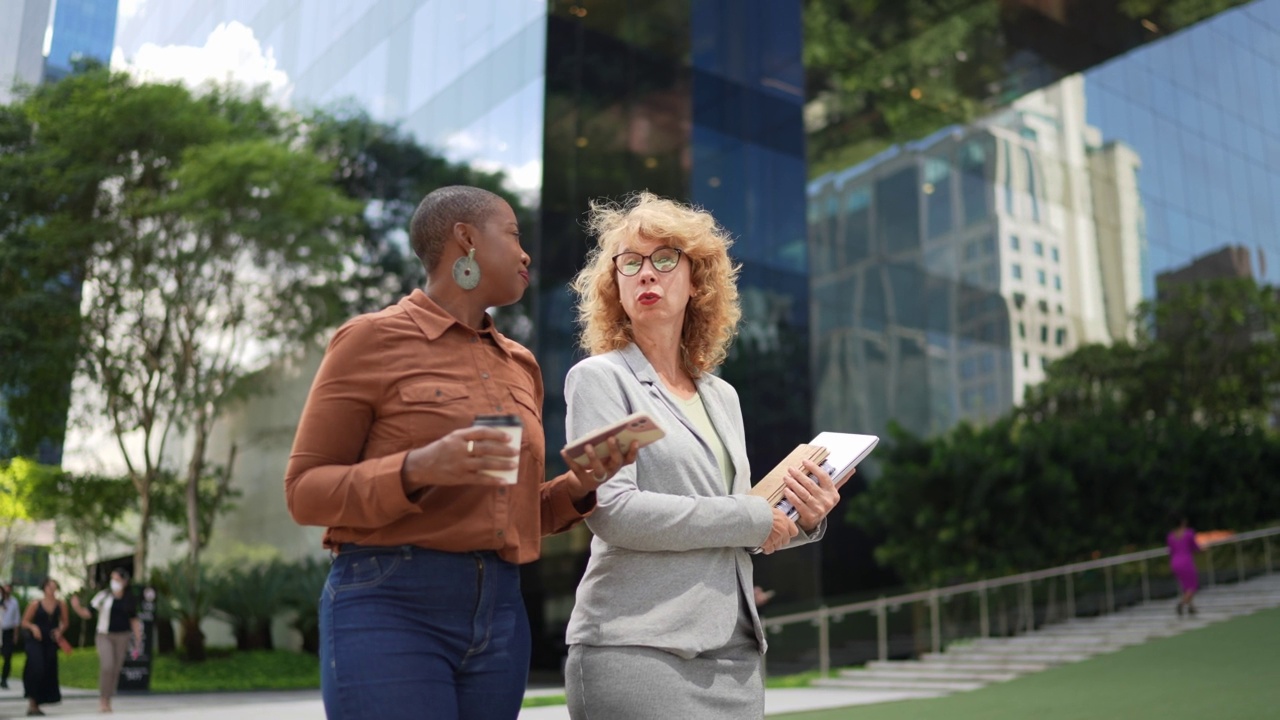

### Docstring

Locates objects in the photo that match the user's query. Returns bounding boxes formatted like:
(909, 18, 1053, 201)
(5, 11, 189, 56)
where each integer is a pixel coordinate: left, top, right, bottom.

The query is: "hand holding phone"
(563, 412, 665, 466)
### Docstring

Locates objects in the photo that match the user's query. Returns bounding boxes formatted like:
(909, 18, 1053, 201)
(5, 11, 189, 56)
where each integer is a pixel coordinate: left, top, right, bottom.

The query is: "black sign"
(117, 587, 156, 693)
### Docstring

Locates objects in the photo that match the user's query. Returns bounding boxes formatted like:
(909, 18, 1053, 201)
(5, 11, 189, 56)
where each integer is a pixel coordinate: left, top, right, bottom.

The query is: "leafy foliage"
(302, 106, 527, 315)
(853, 279, 1280, 587)
(209, 559, 290, 651)
(802, 0, 1253, 176)
(277, 554, 330, 655)
(150, 558, 218, 661)
(0, 67, 357, 576)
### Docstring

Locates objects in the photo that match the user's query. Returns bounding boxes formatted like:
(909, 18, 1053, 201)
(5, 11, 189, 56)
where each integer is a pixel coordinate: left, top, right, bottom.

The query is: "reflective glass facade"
(115, 0, 546, 200)
(809, 0, 1278, 443)
(796, 1, 1279, 667)
(45, 0, 118, 79)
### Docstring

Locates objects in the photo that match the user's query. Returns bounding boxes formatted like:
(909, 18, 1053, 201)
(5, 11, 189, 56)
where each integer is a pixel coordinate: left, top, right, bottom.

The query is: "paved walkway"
(0, 682, 916, 719)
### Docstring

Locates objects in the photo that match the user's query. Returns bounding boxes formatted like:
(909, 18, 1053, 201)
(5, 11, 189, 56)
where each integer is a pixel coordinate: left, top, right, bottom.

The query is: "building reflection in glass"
(810, 74, 1147, 438)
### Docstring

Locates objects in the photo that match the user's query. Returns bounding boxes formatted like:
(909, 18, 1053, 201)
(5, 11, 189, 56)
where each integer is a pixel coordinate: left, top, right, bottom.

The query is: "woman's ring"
(467, 440, 475, 455)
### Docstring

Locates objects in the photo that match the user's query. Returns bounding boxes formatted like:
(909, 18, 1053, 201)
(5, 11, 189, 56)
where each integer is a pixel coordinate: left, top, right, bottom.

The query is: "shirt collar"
(399, 289, 515, 358)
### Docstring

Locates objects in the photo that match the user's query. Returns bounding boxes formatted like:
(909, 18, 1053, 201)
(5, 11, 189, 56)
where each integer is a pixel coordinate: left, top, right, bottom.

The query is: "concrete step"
(1035, 619, 1218, 633)
(1074, 613, 1232, 624)
(965, 634, 1147, 646)
(946, 642, 1128, 655)
(838, 667, 1020, 683)
(1043, 621, 1208, 631)
(922, 651, 1094, 665)
(867, 659, 1051, 674)
(813, 676, 986, 693)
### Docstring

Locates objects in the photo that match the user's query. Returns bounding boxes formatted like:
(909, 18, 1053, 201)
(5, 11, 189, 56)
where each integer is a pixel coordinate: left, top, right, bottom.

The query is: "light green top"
(680, 391, 734, 492)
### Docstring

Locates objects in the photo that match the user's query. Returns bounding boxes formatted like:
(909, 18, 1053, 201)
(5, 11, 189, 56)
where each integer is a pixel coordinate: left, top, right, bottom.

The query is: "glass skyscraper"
(45, 0, 119, 79)
(0, 0, 119, 462)
(72, 0, 1280, 675)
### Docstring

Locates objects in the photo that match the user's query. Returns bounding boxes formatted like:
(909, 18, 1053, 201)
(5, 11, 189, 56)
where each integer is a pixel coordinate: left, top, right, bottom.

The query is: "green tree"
(278, 555, 330, 655)
(303, 106, 527, 316)
(209, 559, 288, 651)
(853, 279, 1280, 587)
(1026, 279, 1280, 426)
(0, 457, 48, 573)
(801, 0, 1253, 176)
(150, 558, 217, 661)
(23, 465, 136, 587)
(0, 68, 358, 577)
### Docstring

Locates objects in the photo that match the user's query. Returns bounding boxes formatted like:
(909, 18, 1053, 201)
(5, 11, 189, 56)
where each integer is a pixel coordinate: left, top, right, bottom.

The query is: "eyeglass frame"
(611, 246, 684, 277)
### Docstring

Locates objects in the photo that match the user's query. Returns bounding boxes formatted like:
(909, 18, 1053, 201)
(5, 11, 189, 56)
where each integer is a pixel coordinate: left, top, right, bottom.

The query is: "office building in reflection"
(808, 75, 1147, 438)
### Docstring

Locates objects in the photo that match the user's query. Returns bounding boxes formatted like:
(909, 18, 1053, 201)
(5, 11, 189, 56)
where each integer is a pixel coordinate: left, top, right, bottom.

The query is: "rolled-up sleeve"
(284, 318, 422, 528)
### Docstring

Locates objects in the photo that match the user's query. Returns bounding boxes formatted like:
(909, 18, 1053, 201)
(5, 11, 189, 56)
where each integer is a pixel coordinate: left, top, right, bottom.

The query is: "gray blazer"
(563, 343, 825, 659)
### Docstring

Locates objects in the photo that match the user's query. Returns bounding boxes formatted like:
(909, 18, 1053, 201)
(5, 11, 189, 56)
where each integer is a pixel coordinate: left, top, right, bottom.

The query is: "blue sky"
(1084, 0, 1280, 289)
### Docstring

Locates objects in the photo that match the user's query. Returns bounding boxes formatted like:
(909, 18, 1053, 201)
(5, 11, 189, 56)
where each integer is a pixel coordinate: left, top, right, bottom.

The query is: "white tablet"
(809, 431, 879, 488)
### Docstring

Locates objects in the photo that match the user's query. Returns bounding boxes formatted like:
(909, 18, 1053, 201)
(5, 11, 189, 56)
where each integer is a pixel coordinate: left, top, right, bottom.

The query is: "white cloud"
(442, 131, 542, 205)
(470, 158, 542, 208)
(117, 0, 149, 22)
(112, 21, 292, 105)
(444, 130, 485, 155)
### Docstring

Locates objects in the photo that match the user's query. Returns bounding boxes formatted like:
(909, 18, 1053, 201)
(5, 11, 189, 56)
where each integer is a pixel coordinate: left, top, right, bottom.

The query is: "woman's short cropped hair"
(570, 192, 741, 377)
(409, 186, 505, 271)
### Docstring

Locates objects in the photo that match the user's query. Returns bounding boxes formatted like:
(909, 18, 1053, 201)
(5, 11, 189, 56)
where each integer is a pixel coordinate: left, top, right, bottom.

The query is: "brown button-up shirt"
(285, 290, 590, 564)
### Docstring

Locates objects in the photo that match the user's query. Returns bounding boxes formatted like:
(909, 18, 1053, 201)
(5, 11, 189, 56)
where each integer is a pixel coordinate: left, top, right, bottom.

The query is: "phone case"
(563, 412, 665, 466)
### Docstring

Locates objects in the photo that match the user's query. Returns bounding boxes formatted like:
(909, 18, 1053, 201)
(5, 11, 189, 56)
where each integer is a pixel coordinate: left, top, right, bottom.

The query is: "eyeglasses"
(612, 246, 683, 277)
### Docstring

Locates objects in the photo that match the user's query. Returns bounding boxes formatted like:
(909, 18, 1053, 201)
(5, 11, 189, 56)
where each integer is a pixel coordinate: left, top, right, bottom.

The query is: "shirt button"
(470, 337, 478, 344)
(496, 530, 504, 538)
(481, 372, 490, 379)
(494, 405, 502, 412)
(498, 488, 506, 496)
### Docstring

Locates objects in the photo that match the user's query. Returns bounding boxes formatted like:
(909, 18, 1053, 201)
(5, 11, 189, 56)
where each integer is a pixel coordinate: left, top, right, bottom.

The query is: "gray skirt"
(564, 605, 763, 720)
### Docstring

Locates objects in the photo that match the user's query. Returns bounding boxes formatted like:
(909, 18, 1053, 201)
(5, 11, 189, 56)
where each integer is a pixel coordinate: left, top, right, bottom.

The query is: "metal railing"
(761, 525, 1280, 677)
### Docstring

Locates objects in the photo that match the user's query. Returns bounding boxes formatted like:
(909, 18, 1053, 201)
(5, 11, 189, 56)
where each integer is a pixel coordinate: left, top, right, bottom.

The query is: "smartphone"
(563, 412, 665, 466)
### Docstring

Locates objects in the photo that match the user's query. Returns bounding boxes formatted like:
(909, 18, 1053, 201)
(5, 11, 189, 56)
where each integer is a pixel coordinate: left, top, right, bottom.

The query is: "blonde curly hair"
(570, 192, 742, 377)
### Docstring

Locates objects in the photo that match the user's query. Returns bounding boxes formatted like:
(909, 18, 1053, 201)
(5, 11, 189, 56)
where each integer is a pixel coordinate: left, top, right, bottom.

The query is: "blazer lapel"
(618, 344, 703, 442)
(619, 344, 740, 493)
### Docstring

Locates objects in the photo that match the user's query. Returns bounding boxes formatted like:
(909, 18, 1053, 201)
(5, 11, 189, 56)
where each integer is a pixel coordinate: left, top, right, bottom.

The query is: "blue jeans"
(319, 545, 530, 720)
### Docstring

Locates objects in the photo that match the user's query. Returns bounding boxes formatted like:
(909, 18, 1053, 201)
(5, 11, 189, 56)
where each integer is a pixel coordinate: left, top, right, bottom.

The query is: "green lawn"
(772, 606, 1280, 720)
(9, 647, 321, 692)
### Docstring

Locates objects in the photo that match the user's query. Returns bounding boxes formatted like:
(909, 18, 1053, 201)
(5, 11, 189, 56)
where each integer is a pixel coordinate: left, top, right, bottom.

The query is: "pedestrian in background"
(1168, 515, 1202, 616)
(0, 583, 19, 689)
(72, 568, 143, 713)
(21, 577, 68, 716)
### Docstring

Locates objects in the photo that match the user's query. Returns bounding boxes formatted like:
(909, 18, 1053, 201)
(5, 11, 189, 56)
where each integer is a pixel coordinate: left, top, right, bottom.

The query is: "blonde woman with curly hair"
(561, 192, 841, 719)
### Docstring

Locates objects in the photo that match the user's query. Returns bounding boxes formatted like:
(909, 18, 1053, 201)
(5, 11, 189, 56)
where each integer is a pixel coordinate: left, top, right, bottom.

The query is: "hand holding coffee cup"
(472, 414, 522, 484)
(401, 423, 520, 491)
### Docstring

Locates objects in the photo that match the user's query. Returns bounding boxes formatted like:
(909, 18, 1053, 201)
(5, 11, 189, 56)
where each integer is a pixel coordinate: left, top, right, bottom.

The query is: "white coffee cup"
(473, 414, 522, 484)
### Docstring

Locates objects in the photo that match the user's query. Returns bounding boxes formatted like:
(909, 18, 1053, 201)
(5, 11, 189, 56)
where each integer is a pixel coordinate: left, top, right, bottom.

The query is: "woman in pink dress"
(1167, 517, 1202, 616)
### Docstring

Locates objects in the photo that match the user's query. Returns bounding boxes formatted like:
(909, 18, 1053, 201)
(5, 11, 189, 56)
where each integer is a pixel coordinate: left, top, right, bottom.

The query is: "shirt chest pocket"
(396, 381, 473, 438)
